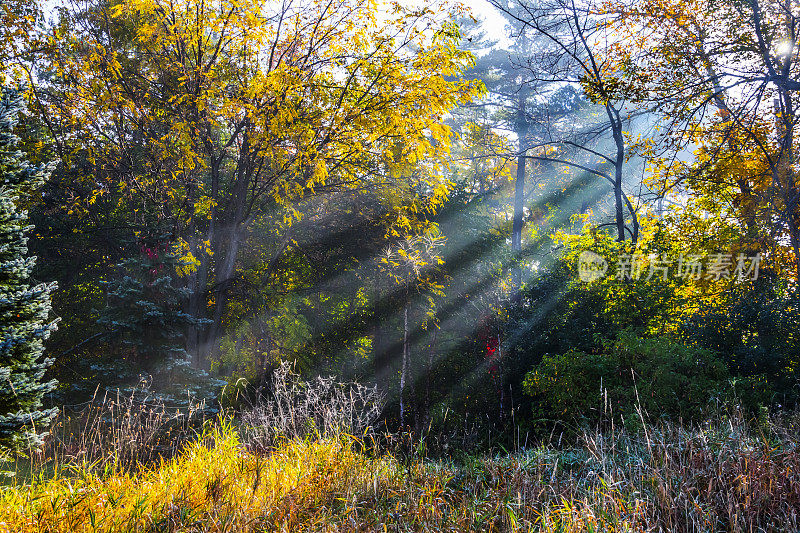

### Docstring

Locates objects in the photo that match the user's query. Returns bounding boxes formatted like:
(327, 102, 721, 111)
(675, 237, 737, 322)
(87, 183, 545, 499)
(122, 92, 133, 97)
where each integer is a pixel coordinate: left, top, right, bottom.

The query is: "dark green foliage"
(681, 270, 800, 408)
(523, 332, 729, 427)
(97, 241, 205, 371)
(0, 87, 58, 451)
(498, 234, 684, 430)
(26, 149, 127, 389)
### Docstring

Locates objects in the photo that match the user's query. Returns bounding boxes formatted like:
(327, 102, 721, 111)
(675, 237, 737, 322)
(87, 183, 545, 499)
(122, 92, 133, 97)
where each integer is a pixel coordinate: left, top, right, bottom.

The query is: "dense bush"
(681, 270, 800, 408)
(523, 332, 730, 426)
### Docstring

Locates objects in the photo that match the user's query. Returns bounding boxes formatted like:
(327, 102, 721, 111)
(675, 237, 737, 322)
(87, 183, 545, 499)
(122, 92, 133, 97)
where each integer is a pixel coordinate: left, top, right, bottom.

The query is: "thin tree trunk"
(400, 305, 409, 426)
(424, 326, 437, 428)
(511, 94, 527, 297)
(497, 332, 504, 419)
(779, 95, 800, 281)
(608, 103, 627, 243)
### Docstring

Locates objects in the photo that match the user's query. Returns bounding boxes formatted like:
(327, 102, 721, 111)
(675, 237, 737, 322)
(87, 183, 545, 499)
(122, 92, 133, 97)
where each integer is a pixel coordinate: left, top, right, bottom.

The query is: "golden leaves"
(35, 0, 481, 269)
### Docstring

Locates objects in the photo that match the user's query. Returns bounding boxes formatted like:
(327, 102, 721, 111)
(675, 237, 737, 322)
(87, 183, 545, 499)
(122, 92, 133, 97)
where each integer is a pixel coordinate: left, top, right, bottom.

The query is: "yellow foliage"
(27, 0, 482, 253)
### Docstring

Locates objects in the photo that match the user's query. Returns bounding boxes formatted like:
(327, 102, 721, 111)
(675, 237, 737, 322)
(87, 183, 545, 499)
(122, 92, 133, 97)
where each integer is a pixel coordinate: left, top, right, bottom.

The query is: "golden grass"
(3, 415, 800, 532)
(0, 423, 640, 532)
(1, 424, 390, 532)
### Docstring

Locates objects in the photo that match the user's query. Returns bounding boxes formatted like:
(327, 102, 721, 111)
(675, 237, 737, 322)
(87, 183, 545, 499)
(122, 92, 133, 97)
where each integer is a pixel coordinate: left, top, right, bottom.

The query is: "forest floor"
(2, 411, 800, 532)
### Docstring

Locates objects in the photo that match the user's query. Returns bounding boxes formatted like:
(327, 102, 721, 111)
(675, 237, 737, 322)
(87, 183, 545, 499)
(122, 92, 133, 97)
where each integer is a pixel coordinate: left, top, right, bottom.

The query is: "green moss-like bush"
(523, 332, 729, 426)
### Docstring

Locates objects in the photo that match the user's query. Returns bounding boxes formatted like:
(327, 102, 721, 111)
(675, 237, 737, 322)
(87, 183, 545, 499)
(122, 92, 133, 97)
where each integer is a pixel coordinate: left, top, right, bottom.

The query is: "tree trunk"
(424, 326, 437, 429)
(608, 103, 627, 242)
(497, 332, 504, 419)
(199, 221, 242, 364)
(511, 93, 527, 297)
(197, 137, 253, 365)
(187, 156, 221, 367)
(400, 305, 409, 426)
(775, 91, 800, 281)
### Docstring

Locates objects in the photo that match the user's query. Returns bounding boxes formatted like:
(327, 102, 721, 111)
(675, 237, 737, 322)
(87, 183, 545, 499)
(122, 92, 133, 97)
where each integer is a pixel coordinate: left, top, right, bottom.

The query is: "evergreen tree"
(98, 236, 207, 373)
(0, 87, 58, 451)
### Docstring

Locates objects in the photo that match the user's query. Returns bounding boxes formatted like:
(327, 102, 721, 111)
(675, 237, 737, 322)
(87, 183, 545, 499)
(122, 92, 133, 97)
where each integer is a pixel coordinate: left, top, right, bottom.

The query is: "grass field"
(2, 409, 800, 532)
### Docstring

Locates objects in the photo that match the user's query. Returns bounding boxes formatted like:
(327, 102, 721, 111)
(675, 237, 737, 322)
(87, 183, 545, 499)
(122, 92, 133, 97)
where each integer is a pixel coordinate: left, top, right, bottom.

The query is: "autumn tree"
(608, 0, 800, 280)
(1, 0, 43, 81)
(23, 0, 480, 366)
(462, 20, 542, 291)
(377, 229, 445, 426)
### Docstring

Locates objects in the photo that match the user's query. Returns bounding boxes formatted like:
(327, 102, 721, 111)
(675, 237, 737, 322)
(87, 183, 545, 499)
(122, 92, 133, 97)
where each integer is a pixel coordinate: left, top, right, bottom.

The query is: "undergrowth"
(2, 407, 800, 532)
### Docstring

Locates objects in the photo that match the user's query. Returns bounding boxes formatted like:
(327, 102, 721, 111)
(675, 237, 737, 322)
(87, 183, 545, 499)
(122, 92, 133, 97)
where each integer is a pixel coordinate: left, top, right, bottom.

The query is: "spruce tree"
(96, 237, 221, 401)
(0, 87, 58, 451)
(98, 239, 203, 369)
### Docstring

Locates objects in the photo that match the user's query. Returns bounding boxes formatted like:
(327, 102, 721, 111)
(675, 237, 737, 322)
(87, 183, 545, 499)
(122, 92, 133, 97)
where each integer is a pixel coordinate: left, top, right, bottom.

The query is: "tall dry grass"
(3, 365, 800, 532)
(2, 401, 800, 531)
(7, 379, 208, 479)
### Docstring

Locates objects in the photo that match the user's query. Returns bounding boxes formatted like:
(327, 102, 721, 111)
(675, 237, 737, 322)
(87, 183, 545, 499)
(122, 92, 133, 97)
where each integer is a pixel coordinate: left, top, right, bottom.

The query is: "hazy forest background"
(2, 0, 800, 530)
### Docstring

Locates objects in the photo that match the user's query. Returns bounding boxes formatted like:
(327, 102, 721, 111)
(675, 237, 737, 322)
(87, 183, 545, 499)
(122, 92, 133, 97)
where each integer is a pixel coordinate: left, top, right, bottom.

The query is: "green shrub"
(523, 332, 729, 426)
